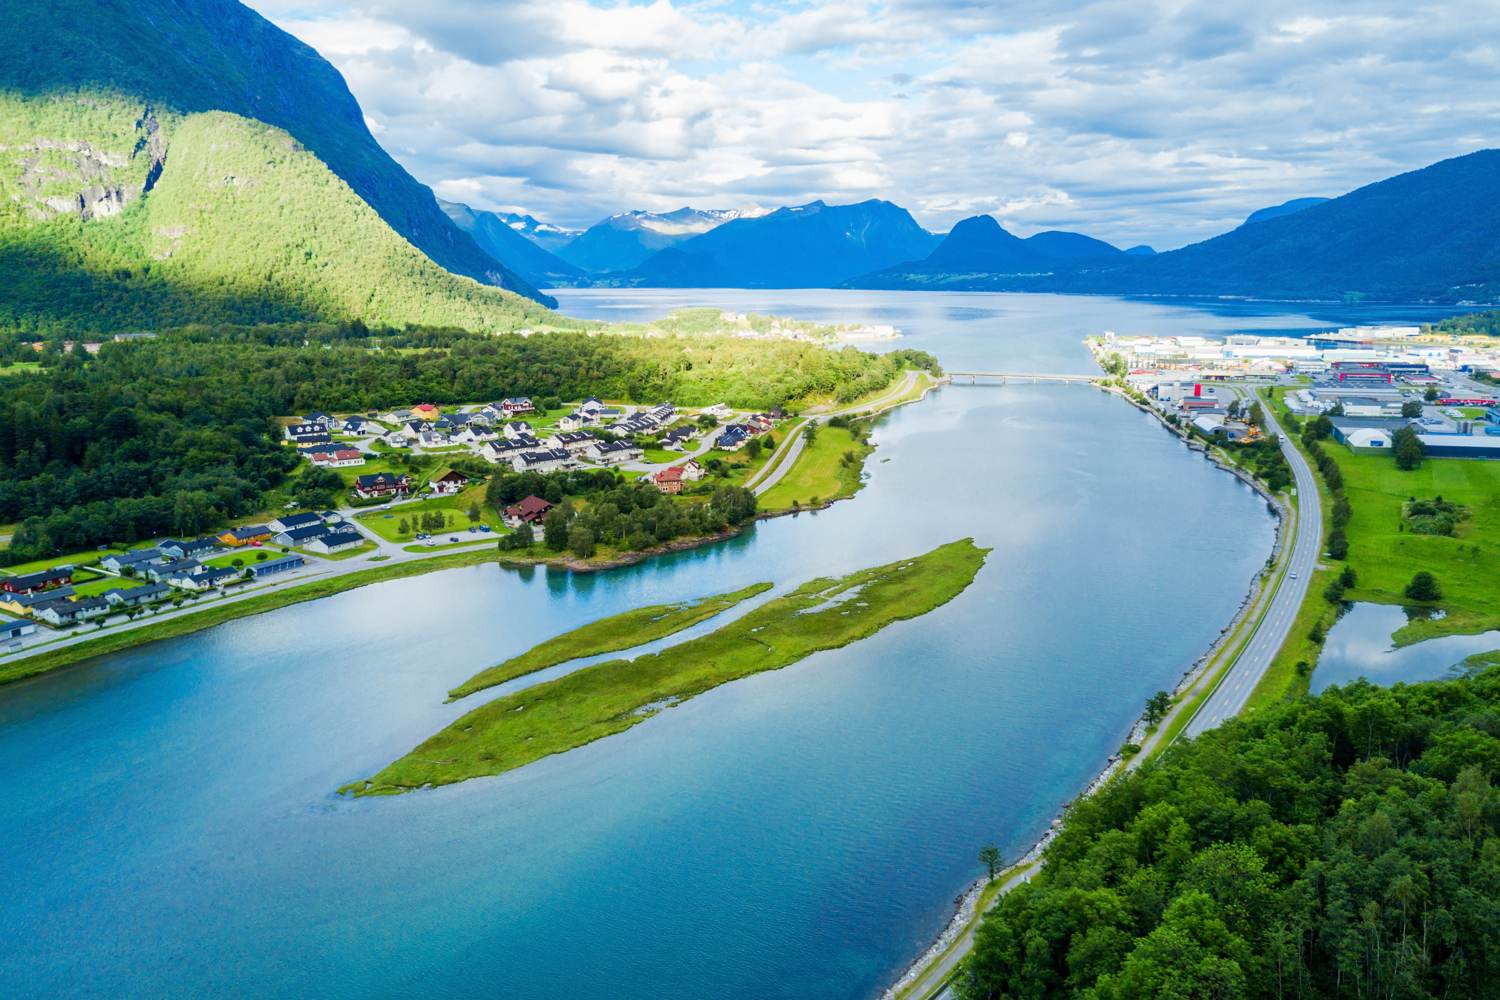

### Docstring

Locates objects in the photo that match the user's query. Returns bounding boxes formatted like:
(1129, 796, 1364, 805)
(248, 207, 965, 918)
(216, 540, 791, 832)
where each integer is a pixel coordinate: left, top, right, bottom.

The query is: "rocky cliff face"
(10, 107, 166, 221)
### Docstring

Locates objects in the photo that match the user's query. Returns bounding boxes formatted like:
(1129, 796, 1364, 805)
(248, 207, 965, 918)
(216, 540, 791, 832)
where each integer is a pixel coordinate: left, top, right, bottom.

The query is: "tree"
(398, 518, 409, 536)
(979, 845, 1002, 881)
(1326, 528, 1348, 559)
(1405, 571, 1442, 602)
(1227, 399, 1242, 419)
(1393, 425, 1424, 470)
(803, 421, 819, 445)
(1425, 385, 1440, 401)
(1401, 399, 1423, 418)
(467, 503, 481, 524)
(543, 508, 570, 550)
(1246, 402, 1264, 428)
(745, 437, 762, 460)
(1339, 564, 1357, 588)
(1327, 401, 1345, 417)
(1145, 690, 1172, 728)
(567, 525, 596, 558)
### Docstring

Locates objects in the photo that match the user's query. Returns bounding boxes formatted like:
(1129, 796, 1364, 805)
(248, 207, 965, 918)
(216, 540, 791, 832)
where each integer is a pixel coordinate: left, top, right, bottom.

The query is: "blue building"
(250, 554, 305, 579)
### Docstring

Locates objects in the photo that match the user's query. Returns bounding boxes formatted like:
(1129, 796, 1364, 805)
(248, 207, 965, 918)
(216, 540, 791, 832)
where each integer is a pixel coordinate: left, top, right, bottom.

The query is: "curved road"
(1182, 389, 1321, 737)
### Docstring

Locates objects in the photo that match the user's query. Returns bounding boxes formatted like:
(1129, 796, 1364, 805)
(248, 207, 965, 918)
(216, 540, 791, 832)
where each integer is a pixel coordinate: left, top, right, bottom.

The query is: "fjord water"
(5, 290, 1347, 999)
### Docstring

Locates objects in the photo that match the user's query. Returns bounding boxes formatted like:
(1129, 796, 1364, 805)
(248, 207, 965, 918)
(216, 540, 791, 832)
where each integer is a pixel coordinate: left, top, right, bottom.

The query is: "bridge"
(946, 371, 1101, 385)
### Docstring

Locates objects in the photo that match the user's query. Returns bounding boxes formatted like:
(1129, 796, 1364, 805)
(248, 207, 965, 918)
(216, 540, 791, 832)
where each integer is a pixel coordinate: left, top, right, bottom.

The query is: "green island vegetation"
(0, 322, 935, 563)
(1251, 388, 1500, 711)
(1426, 309, 1500, 338)
(447, 582, 774, 700)
(758, 417, 875, 511)
(958, 667, 1500, 999)
(344, 538, 990, 795)
(486, 467, 760, 560)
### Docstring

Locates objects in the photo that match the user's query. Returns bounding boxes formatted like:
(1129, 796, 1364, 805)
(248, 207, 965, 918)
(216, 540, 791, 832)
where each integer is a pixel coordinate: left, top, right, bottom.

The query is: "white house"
(701, 403, 732, 419)
(504, 421, 534, 440)
(586, 440, 642, 466)
(512, 448, 572, 473)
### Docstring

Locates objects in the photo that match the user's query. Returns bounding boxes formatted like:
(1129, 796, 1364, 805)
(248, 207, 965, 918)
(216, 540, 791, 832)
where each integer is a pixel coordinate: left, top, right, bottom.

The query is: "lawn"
(448, 582, 774, 699)
(346, 539, 990, 795)
(641, 447, 681, 465)
(0, 549, 114, 575)
(758, 425, 870, 510)
(69, 573, 143, 598)
(357, 488, 502, 543)
(0, 361, 42, 377)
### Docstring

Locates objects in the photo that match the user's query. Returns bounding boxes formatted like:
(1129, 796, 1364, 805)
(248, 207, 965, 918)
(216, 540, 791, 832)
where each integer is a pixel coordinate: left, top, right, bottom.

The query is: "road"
(1182, 388, 1321, 737)
(894, 382, 1322, 1000)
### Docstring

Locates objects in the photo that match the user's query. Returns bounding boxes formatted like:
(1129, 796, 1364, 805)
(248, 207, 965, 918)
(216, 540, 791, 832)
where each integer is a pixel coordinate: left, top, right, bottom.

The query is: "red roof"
(655, 466, 684, 483)
(505, 495, 554, 522)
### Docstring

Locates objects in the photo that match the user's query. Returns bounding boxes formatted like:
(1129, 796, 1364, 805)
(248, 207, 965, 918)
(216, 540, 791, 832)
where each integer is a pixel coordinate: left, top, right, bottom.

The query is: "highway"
(1181, 388, 1321, 737)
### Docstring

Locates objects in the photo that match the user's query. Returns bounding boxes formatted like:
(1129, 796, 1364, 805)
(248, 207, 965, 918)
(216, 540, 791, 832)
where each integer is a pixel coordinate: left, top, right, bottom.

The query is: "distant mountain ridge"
(556, 207, 763, 273)
(498, 212, 582, 254)
(439, 199, 582, 287)
(852, 214, 1122, 288)
(1242, 197, 1329, 227)
(615, 199, 942, 288)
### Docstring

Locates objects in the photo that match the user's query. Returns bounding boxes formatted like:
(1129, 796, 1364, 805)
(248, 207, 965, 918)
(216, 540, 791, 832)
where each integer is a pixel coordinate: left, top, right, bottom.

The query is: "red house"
(503, 495, 554, 528)
(2, 566, 74, 594)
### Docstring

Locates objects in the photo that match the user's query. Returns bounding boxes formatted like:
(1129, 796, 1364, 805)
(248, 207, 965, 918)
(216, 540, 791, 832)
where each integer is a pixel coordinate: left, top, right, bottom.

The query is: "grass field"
(0, 550, 113, 576)
(347, 538, 990, 795)
(448, 582, 774, 700)
(356, 488, 502, 543)
(758, 425, 870, 511)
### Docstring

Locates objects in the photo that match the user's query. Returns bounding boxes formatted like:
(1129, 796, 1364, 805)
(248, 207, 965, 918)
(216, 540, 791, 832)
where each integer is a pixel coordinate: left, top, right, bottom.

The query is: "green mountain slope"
(0, 99, 562, 333)
(0, 0, 555, 308)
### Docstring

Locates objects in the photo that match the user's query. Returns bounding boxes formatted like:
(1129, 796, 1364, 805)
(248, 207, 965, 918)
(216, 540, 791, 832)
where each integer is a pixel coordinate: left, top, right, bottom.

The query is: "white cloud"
(245, 0, 1500, 249)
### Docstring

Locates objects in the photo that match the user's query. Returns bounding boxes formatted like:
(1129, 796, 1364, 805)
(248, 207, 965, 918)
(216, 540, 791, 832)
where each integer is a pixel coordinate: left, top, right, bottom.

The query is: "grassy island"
(447, 582, 774, 700)
(346, 538, 990, 795)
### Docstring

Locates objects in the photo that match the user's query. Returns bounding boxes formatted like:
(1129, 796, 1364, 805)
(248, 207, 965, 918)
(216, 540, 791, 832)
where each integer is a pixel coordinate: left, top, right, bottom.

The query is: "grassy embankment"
(1247, 386, 1500, 711)
(447, 582, 773, 700)
(758, 425, 872, 511)
(345, 538, 990, 795)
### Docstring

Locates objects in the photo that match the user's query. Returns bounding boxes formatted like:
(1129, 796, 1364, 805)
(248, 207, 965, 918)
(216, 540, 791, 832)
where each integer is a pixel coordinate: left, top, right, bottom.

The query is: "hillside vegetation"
(0, 0, 545, 302)
(960, 667, 1500, 999)
(0, 97, 557, 333)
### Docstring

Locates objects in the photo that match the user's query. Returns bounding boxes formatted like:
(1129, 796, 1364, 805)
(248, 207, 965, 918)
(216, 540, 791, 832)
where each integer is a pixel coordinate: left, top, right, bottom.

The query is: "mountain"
(499, 212, 583, 254)
(0, 0, 556, 316)
(557, 207, 757, 273)
(623, 200, 942, 288)
(1048, 150, 1500, 302)
(1124, 245, 1158, 256)
(851, 214, 1120, 288)
(1242, 196, 1329, 227)
(439, 199, 582, 287)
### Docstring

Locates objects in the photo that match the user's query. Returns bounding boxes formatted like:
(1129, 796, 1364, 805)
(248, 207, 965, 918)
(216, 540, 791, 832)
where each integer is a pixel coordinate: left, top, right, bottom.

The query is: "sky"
(244, 0, 1500, 250)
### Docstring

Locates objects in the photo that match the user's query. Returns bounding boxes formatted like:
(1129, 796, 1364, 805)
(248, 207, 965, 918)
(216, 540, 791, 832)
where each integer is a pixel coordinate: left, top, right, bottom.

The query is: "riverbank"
(884, 376, 1292, 1000)
(345, 538, 991, 796)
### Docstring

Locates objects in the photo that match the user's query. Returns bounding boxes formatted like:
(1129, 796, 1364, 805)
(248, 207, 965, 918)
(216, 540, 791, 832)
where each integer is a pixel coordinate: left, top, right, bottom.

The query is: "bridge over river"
(946, 371, 1101, 385)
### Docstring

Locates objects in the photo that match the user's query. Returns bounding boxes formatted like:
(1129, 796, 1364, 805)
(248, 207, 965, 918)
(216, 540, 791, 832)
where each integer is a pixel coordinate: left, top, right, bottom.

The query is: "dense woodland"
(958, 666, 1500, 1000)
(1429, 311, 1500, 338)
(0, 324, 936, 561)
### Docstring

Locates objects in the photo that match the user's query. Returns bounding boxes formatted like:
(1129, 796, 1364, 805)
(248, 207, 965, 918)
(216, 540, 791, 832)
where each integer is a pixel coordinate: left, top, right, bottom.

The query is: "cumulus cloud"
(247, 0, 1500, 249)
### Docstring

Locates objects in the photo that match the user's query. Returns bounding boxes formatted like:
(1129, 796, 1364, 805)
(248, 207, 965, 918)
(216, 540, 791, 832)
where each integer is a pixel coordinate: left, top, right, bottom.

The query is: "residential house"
(586, 440, 642, 466)
(100, 548, 164, 574)
(2, 566, 74, 594)
(394, 420, 425, 444)
(417, 430, 450, 450)
(645, 403, 676, 423)
(546, 430, 600, 455)
(36, 596, 109, 625)
(303, 412, 334, 430)
(411, 403, 441, 421)
(218, 525, 272, 547)
(557, 411, 592, 432)
(0, 618, 37, 642)
(746, 413, 774, 434)
(504, 420, 534, 440)
(676, 458, 705, 482)
(0, 587, 75, 614)
(159, 538, 216, 560)
(610, 416, 657, 436)
(503, 495, 554, 528)
(339, 415, 370, 435)
(251, 554, 305, 579)
(307, 447, 365, 468)
(652, 466, 686, 494)
(512, 448, 573, 473)
(274, 524, 330, 547)
(465, 410, 494, 429)
(269, 512, 325, 535)
(102, 582, 171, 607)
(429, 469, 471, 495)
(453, 426, 498, 446)
(150, 559, 202, 583)
(580, 397, 607, 414)
(307, 528, 365, 554)
(284, 421, 329, 442)
(378, 408, 413, 425)
(502, 397, 536, 415)
(661, 425, 697, 451)
(715, 425, 750, 451)
(353, 472, 411, 500)
(701, 403, 732, 419)
(481, 436, 540, 464)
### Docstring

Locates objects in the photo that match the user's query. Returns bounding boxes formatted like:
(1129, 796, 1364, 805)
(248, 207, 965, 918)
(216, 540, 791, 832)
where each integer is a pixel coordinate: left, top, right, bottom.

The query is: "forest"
(0, 324, 935, 561)
(957, 665, 1500, 1000)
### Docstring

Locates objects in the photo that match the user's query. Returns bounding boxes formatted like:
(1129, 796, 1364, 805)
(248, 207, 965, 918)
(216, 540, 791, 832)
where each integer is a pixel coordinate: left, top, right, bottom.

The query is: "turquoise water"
(3, 292, 1434, 999)
(1312, 602, 1500, 692)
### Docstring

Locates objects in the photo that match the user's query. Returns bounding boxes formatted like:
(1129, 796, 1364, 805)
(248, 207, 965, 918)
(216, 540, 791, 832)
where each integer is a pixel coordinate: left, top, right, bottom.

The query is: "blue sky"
(245, 0, 1500, 249)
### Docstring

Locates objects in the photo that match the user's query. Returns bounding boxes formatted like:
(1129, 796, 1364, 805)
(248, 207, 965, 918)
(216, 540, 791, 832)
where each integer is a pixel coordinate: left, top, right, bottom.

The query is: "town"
(0, 392, 792, 662)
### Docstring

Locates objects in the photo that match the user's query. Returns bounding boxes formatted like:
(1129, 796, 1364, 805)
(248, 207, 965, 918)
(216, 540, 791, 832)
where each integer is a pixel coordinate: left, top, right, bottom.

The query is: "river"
(3, 291, 1442, 999)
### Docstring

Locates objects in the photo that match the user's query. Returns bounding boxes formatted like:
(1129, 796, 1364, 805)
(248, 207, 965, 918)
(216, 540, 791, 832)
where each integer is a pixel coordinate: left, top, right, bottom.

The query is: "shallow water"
(3, 291, 1455, 999)
(1312, 602, 1500, 692)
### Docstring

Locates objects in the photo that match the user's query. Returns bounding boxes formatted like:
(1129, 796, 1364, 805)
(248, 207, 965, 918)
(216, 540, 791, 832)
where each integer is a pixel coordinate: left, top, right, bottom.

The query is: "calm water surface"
(6, 291, 1446, 999)
(1312, 602, 1500, 693)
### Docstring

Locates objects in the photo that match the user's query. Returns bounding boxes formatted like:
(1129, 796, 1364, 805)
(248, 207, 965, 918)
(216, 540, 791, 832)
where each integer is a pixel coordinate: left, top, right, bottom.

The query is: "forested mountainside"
(439, 199, 583, 288)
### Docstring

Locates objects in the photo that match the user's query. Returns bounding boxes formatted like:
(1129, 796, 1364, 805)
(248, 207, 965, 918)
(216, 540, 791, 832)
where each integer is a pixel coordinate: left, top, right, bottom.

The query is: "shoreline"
(879, 377, 1289, 1000)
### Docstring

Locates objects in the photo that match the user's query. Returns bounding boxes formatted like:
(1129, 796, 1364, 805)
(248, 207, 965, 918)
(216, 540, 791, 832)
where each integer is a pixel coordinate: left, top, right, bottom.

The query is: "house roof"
(255, 555, 305, 571)
(6, 587, 75, 607)
(223, 525, 270, 540)
(279, 524, 328, 542)
(355, 472, 409, 488)
(318, 529, 363, 546)
(655, 466, 684, 483)
(431, 468, 470, 483)
(5, 567, 74, 589)
(506, 496, 554, 519)
(276, 512, 323, 530)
